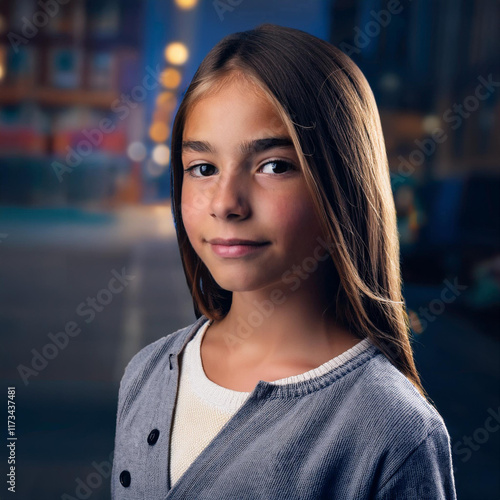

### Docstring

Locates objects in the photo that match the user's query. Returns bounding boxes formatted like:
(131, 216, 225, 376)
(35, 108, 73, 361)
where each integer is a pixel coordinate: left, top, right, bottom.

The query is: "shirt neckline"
(182, 318, 376, 408)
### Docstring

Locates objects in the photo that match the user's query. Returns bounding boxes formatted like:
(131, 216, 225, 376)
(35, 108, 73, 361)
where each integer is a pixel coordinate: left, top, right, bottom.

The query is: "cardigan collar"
(167, 314, 382, 400)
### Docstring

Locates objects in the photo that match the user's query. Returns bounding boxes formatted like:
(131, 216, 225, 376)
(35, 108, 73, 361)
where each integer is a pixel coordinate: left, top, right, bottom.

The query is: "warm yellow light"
(152, 145, 171, 166)
(149, 122, 170, 143)
(156, 92, 178, 111)
(160, 68, 182, 89)
(0, 65, 4, 82)
(175, 0, 198, 10)
(165, 42, 189, 65)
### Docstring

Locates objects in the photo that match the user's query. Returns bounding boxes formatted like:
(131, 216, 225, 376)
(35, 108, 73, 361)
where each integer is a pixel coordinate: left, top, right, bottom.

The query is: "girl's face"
(181, 76, 326, 293)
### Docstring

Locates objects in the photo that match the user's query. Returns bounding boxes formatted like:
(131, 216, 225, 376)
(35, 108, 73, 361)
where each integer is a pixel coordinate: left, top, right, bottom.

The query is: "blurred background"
(0, 0, 498, 498)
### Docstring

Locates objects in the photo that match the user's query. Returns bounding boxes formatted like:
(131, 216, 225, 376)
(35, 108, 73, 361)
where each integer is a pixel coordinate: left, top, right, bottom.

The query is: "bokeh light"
(152, 144, 171, 166)
(422, 115, 441, 134)
(160, 68, 182, 89)
(165, 42, 189, 65)
(174, 0, 198, 9)
(149, 122, 170, 143)
(126, 141, 147, 162)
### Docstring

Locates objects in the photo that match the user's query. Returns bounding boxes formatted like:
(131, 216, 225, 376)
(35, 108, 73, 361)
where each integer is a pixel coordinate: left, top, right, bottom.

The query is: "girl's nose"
(209, 172, 250, 221)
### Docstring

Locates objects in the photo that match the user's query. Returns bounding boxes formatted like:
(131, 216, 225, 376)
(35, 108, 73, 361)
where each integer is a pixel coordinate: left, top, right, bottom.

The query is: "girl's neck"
(206, 265, 361, 368)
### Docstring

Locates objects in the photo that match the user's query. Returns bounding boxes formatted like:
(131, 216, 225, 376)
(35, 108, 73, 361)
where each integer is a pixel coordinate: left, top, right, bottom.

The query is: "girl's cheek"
(182, 181, 216, 220)
(272, 194, 323, 250)
(181, 186, 203, 224)
(270, 192, 315, 227)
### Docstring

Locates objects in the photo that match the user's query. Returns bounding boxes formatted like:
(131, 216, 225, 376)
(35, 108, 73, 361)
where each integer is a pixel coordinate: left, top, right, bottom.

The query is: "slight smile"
(207, 238, 270, 258)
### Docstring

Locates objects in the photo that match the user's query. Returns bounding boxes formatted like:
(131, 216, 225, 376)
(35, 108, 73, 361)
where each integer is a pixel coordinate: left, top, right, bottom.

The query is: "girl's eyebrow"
(182, 137, 294, 155)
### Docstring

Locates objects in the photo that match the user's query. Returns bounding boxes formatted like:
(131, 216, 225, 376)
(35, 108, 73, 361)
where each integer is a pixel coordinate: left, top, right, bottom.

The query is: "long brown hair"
(170, 23, 426, 398)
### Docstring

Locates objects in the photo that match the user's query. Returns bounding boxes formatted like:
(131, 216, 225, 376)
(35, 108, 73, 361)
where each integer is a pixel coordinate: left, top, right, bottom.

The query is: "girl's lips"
(209, 242, 270, 258)
(208, 238, 269, 245)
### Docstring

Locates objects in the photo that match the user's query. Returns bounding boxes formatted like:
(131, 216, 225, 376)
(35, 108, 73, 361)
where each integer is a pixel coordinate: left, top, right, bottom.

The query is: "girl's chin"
(209, 274, 268, 293)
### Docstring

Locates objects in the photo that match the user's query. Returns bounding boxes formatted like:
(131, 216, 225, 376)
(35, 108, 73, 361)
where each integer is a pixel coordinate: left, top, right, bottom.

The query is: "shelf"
(0, 86, 119, 108)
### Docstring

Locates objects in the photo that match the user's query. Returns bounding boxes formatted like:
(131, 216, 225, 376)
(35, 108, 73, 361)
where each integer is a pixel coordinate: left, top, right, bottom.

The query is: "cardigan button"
(147, 428, 160, 445)
(119, 470, 131, 487)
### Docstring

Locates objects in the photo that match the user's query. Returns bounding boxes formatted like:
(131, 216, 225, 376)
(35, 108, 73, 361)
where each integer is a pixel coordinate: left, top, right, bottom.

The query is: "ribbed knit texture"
(112, 315, 457, 499)
(169, 319, 373, 486)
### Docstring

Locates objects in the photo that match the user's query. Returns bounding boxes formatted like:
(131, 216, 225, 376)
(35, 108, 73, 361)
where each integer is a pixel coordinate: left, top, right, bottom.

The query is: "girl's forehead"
(189, 73, 273, 111)
(184, 83, 287, 135)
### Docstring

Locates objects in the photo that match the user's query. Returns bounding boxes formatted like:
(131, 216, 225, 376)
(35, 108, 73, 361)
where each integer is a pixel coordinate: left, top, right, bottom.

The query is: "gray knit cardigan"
(111, 314, 457, 499)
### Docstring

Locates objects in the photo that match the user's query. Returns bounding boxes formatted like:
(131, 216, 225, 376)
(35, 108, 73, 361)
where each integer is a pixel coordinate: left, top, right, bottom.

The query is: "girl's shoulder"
(338, 351, 455, 495)
(348, 348, 451, 446)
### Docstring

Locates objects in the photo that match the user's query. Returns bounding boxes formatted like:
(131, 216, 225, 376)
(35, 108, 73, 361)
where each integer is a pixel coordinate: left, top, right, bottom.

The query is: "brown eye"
(184, 164, 217, 177)
(260, 160, 295, 175)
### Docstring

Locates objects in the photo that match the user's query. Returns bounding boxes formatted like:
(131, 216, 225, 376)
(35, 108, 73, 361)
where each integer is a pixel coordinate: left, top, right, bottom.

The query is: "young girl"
(112, 24, 457, 499)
